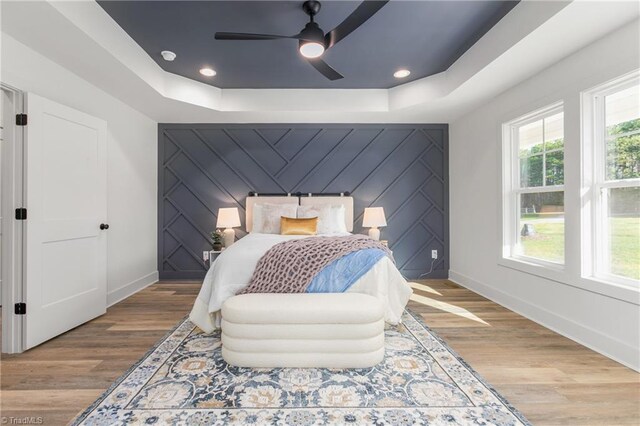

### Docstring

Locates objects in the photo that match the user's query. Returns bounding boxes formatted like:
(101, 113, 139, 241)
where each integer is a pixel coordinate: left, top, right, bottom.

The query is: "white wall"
(449, 20, 640, 370)
(1, 34, 158, 305)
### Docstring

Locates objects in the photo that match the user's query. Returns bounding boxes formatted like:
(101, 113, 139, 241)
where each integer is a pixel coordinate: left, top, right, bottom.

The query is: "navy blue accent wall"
(158, 124, 448, 280)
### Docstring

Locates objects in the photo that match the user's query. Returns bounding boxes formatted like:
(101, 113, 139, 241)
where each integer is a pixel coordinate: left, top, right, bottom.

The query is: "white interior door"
(24, 93, 107, 349)
(0, 89, 6, 303)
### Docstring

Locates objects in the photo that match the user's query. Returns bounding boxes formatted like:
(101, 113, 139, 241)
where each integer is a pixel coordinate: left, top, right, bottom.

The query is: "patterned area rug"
(74, 310, 529, 425)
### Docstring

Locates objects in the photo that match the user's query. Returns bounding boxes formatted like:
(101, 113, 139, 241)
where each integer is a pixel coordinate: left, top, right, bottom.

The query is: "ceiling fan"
(214, 0, 389, 81)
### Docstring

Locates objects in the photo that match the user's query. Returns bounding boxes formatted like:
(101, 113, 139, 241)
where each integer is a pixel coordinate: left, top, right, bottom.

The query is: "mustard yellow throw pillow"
(280, 216, 318, 235)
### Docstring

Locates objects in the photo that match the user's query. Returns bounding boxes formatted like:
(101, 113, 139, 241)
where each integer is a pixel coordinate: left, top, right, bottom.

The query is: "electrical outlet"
(431, 250, 438, 259)
(203, 251, 210, 262)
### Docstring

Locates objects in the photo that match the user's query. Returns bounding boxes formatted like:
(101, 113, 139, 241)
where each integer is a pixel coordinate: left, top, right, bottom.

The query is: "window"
(503, 103, 565, 266)
(584, 74, 639, 286)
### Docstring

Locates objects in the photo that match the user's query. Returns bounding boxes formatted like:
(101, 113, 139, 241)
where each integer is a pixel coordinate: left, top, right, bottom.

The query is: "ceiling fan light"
(299, 42, 325, 58)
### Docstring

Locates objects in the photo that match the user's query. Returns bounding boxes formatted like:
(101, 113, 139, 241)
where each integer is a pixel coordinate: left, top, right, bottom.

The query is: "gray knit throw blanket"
(240, 235, 393, 294)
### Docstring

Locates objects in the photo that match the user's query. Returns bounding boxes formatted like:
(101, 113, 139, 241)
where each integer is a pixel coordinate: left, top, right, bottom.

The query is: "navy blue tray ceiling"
(98, 1, 518, 89)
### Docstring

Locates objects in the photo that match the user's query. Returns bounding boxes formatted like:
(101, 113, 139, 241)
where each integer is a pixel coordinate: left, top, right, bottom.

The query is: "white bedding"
(189, 233, 413, 333)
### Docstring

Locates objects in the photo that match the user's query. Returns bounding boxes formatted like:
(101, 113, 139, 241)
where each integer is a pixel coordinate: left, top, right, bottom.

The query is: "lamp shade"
(362, 207, 387, 228)
(216, 207, 241, 228)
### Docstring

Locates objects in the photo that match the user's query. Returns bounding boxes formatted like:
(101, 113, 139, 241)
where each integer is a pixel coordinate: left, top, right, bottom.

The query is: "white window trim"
(496, 74, 638, 305)
(581, 70, 640, 290)
(502, 101, 566, 269)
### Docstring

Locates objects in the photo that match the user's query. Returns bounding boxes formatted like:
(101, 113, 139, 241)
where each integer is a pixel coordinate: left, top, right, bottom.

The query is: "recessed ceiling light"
(199, 68, 216, 77)
(161, 50, 176, 61)
(394, 69, 411, 79)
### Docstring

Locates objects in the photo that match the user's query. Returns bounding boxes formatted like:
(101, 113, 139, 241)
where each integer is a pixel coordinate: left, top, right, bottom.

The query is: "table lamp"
(216, 207, 241, 247)
(363, 207, 386, 241)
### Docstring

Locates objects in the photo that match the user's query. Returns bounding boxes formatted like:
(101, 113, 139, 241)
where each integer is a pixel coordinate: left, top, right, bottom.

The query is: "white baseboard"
(448, 270, 639, 372)
(107, 271, 159, 307)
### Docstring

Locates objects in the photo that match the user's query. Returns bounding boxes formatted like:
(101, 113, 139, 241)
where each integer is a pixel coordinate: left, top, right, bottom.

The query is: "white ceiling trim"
(46, 0, 567, 112)
(1, 0, 638, 122)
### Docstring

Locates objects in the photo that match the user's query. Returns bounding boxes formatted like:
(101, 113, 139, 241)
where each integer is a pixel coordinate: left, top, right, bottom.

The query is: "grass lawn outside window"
(521, 215, 640, 280)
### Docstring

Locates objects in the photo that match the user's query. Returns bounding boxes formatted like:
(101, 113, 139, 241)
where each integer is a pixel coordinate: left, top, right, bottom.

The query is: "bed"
(189, 194, 413, 333)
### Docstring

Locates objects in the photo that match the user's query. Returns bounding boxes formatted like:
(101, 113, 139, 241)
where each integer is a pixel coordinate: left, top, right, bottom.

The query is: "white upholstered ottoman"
(221, 293, 385, 368)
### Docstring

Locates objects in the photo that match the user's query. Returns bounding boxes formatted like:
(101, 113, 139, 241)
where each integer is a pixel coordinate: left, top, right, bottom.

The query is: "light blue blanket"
(306, 248, 387, 293)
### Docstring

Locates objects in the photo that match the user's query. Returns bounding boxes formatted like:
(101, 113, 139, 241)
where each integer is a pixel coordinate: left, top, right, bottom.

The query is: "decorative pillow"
(280, 216, 318, 235)
(252, 203, 298, 234)
(328, 205, 348, 233)
(297, 204, 348, 234)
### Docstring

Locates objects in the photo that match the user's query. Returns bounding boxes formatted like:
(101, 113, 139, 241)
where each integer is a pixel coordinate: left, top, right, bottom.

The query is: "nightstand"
(208, 249, 224, 267)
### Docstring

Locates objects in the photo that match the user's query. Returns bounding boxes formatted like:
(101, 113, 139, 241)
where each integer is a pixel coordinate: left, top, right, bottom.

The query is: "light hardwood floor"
(1, 280, 638, 425)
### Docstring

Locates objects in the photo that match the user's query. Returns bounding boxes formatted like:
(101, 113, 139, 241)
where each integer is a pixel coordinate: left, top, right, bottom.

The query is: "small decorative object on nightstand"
(363, 207, 386, 241)
(211, 229, 223, 251)
(217, 207, 241, 247)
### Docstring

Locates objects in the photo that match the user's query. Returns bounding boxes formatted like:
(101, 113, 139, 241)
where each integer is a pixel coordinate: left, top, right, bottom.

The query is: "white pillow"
(252, 203, 298, 234)
(297, 204, 347, 234)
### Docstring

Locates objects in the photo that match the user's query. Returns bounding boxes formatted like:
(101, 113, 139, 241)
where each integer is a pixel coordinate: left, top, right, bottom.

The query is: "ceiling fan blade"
(215, 32, 298, 41)
(324, 1, 389, 48)
(307, 58, 344, 81)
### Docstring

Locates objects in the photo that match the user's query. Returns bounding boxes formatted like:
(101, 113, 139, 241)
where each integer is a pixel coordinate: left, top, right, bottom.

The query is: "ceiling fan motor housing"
(299, 21, 325, 44)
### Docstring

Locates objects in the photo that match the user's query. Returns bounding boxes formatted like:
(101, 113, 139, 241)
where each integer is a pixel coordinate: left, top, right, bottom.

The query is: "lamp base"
(368, 227, 380, 241)
(223, 228, 236, 247)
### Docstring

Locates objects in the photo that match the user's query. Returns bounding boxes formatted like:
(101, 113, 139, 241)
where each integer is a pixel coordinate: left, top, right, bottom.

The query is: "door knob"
(100, 223, 109, 230)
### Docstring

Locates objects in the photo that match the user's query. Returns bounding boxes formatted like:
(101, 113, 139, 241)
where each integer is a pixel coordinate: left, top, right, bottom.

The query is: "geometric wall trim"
(158, 124, 449, 280)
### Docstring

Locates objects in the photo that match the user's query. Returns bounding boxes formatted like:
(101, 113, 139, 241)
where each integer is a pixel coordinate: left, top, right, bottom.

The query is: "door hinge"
(15, 207, 27, 220)
(16, 113, 27, 126)
(14, 303, 26, 315)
